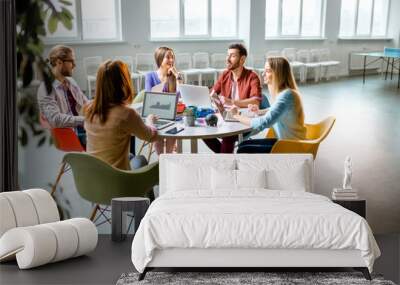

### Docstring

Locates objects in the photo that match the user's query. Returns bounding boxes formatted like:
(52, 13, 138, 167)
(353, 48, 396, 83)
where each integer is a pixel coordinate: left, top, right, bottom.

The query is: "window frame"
(338, 0, 391, 39)
(265, 0, 327, 40)
(150, 0, 239, 40)
(44, 0, 123, 44)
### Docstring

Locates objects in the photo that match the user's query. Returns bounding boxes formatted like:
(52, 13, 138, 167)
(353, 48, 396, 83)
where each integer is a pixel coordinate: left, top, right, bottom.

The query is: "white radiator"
(348, 51, 381, 75)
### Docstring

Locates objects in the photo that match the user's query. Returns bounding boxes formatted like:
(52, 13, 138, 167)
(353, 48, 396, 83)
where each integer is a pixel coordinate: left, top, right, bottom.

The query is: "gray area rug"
(116, 271, 396, 285)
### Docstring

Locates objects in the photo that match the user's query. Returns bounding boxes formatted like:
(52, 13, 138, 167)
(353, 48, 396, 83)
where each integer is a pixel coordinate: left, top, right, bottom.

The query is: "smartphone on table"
(165, 126, 184, 134)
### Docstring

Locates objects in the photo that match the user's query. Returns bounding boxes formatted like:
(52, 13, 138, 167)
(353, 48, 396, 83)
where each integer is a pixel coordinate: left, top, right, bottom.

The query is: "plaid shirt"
(37, 77, 88, 128)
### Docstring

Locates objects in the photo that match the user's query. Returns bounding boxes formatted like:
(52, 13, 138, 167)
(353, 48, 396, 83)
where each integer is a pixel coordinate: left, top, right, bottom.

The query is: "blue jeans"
(237, 138, 278, 153)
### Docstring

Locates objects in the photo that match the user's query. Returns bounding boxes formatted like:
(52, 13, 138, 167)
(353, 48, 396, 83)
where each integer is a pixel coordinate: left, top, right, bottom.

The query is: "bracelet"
(176, 73, 183, 81)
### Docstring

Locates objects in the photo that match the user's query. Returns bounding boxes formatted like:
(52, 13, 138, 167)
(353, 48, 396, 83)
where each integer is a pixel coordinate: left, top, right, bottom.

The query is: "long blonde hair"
(85, 60, 134, 124)
(267, 56, 304, 123)
(154, 46, 177, 93)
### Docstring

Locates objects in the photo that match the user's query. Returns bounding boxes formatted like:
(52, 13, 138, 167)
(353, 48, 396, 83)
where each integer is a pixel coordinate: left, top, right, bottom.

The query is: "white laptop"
(177, 84, 213, 108)
(142, 91, 178, 130)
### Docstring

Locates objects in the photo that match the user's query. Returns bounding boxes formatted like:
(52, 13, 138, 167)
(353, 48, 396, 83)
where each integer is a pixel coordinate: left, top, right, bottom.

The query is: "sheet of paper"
(151, 83, 164, 92)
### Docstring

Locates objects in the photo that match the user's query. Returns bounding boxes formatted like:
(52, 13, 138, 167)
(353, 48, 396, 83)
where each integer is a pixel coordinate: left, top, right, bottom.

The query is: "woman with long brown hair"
(145, 46, 183, 153)
(231, 56, 306, 153)
(85, 60, 158, 170)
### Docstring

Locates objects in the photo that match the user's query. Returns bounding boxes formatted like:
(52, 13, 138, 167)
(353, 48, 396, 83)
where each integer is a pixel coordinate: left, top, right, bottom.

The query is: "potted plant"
(17, 0, 75, 219)
(182, 107, 196, 127)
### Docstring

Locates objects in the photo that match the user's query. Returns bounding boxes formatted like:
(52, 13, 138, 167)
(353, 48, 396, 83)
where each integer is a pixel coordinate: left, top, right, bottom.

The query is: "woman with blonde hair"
(85, 60, 158, 170)
(231, 56, 306, 153)
(145, 46, 183, 153)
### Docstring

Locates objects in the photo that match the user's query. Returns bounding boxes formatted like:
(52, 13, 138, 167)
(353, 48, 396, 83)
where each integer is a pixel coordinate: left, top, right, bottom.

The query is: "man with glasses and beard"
(204, 43, 262, 153)
(37, 45, 88, 146)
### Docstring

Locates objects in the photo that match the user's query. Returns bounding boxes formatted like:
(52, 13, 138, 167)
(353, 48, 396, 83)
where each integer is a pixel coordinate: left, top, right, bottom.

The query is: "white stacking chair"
(266, 50, 282, 58)
(247, 54, 265, 85)
(135, 53, 155, 75)
(175, 53, 201, 85)
(296, 49, 321, 83)
(318, 49, 340, 81)
(114, 55, 143, 92)
(210, 53, 226, 79)
(192, 52, 217, 86)
(83, 56, 103, 98)
(281, 48, 305, 82)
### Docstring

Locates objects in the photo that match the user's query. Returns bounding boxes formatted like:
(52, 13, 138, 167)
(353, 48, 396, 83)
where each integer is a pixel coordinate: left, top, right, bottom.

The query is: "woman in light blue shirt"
(231, 56, 306, 153)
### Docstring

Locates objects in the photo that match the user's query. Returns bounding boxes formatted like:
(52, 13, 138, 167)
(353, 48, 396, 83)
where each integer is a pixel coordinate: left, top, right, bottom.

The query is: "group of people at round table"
(37, 43, 306, 171)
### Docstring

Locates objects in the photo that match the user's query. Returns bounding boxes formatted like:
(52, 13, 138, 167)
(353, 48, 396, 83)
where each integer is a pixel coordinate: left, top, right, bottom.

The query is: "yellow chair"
(266, 116, 336, 159)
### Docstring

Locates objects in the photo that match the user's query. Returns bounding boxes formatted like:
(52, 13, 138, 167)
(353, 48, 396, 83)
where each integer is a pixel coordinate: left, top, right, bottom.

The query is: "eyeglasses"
(63, 59, 75, 64)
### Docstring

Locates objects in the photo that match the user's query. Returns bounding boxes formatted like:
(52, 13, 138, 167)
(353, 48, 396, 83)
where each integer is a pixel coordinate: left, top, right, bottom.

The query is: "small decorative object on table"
(205, 113, 218, 127)
(332, 156, 359, 200)
(182, 107, 196, 127)
(176, 102, 186, 113)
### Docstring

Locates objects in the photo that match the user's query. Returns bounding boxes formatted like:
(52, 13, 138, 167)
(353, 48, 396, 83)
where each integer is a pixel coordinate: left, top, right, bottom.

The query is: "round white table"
(158, 116, 252, 153)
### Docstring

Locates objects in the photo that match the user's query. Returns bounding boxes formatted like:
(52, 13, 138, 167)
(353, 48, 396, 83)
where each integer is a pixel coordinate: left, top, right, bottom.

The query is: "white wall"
(43, 0, 399, 90)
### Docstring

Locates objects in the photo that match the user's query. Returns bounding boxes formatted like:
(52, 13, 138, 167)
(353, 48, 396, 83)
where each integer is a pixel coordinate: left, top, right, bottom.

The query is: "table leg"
(391, 58, 394, 80)
(398, 60, 400, 88)
(177, 139, 183, 153)
(238, 133, 244, 144)
(111, 201, 124, 242)
(385, 58, 390, 80)
(363, 56, 366, 84)
(190, 139, 198, 153)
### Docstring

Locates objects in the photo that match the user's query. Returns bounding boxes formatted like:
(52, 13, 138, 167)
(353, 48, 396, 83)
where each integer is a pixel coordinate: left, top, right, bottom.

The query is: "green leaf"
(59, 11, 73, 30)
(37, 136, 46, 147)
(20, 127, 28, 146)
(59, 0, 73, 6)
(48, 14, 58, 34)
(61, 7, 73, 21)
(26, 41, 43, 55)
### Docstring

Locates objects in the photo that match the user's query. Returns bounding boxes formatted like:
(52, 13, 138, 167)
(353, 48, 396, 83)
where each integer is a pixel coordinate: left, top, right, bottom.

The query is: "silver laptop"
(142, 91, 178, 130)
(211, 95, 239, 122)
(177, 84, 213, 108)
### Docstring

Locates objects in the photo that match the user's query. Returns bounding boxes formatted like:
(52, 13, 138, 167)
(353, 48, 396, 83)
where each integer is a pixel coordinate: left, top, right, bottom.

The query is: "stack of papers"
(332, 188, 359, 200)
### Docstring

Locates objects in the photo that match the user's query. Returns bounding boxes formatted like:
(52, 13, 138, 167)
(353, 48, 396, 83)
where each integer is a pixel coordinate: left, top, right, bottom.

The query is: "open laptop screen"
(142, 92, 178, 120)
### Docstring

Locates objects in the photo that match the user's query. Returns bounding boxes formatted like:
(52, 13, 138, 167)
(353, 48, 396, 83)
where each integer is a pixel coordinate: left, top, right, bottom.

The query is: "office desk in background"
(354, 48, 400, 88)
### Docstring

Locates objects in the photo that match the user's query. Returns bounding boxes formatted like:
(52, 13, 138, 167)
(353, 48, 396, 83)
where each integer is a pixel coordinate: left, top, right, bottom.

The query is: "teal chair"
(63, 152, 159, 222)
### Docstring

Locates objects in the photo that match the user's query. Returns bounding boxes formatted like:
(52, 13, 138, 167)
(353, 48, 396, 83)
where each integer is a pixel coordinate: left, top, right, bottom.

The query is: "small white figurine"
(342, 156, 353, 190)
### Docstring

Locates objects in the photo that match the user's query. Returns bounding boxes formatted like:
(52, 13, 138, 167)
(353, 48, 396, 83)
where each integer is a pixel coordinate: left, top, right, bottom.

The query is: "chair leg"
(51, 162, 66, 196)
(147, 142, 154, 162)
(90, 204, 100, 221)
(138, 141, 147, 156)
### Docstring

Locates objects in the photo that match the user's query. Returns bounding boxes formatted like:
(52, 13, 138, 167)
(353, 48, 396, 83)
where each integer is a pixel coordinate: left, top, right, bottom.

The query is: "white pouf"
(0, 189, 98, 269)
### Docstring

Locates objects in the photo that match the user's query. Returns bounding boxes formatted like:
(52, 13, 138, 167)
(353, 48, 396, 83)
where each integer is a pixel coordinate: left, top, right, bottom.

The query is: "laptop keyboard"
(154, 120, 170, 127)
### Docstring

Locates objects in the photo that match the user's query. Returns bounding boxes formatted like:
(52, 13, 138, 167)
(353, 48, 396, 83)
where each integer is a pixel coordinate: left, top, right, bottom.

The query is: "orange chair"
(51, 128, 85, 195)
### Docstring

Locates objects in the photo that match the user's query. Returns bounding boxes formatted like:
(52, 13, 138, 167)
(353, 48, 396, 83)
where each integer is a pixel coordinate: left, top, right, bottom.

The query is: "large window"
(265, 0, 326, 38)
(45, 0, 121, 42)
(150, 0, 238, 39)
(339, 0, 390, 38)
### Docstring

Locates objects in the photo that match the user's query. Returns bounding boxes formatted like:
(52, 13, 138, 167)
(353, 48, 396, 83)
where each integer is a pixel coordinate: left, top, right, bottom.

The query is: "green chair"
(63, 152, 159, 222)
